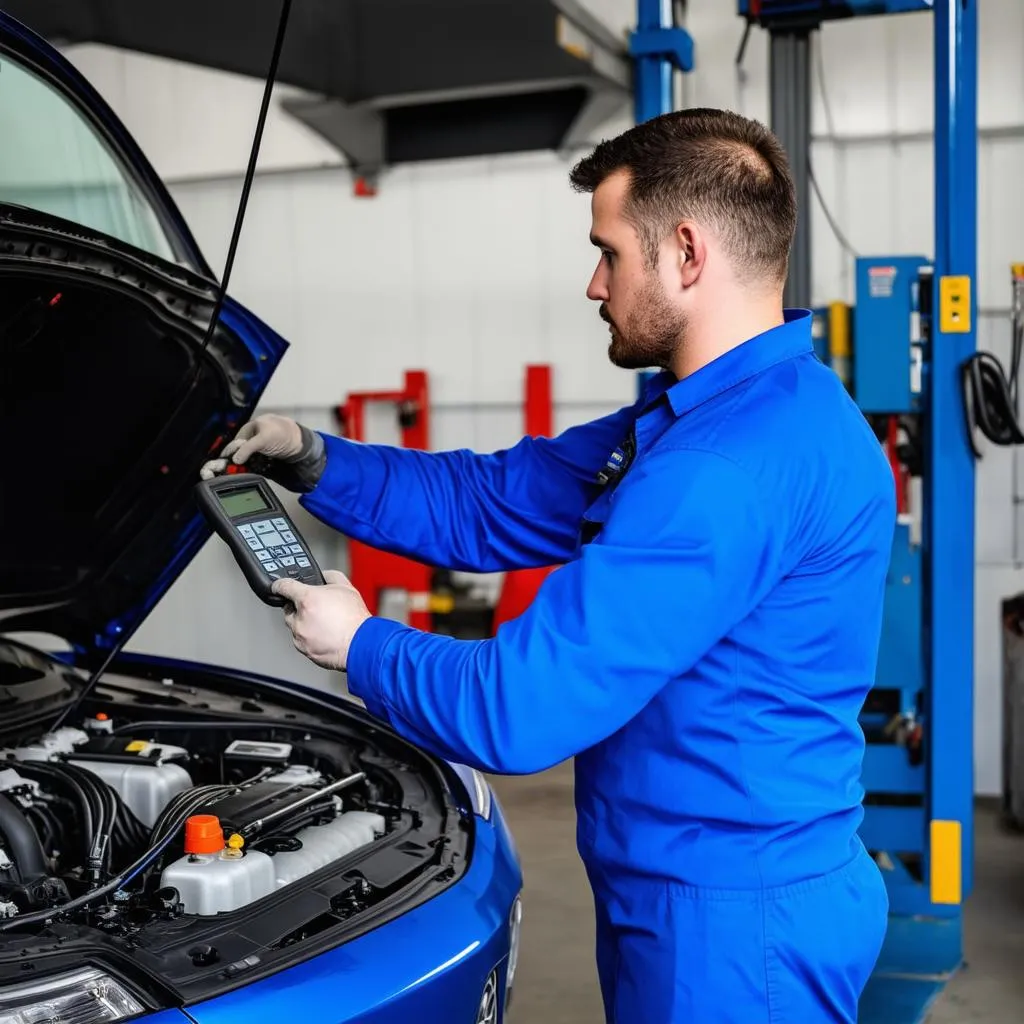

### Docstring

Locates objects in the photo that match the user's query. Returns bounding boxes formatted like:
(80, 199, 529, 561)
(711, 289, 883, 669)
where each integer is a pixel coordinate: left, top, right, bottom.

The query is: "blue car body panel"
(0, 10, 522, 1020)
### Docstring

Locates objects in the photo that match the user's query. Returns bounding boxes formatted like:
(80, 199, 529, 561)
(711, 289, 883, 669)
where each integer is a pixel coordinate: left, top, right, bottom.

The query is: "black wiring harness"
(961, 270, 1024, 457)
(0, 769, 268, 935)
(13, 761, 149, 879)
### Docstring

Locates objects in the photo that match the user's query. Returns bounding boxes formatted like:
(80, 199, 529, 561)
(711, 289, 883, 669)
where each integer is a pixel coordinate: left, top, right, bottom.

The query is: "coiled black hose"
(961, 293, 1024, 456)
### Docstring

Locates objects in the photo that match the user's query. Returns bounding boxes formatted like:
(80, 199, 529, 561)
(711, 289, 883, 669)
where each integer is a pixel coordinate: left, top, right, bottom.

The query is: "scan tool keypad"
(236, 517, 313, 574)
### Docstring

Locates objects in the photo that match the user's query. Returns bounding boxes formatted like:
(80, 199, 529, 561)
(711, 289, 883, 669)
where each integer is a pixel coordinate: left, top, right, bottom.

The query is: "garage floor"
(489, 763, 1024, 1023)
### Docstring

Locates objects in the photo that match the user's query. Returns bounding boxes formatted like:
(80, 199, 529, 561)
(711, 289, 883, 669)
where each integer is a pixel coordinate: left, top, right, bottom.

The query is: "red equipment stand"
(334, 371, 434, 630)
(492, 365, 558, 631)
(334, 365, 557, 635)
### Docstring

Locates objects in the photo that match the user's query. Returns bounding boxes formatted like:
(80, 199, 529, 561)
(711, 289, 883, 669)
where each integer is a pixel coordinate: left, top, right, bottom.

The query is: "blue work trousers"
(587, 841, 888, 1023)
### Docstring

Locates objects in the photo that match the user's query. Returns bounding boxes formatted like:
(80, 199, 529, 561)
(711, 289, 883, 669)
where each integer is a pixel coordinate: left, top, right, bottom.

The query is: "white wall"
(55, 0, 1024, 793)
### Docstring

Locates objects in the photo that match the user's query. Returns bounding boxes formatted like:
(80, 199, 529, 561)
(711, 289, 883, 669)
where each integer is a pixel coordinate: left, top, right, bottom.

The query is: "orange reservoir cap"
(184, 815, 225, 855)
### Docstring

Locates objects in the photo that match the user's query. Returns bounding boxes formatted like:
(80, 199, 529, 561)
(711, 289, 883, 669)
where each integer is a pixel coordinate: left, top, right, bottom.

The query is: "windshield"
(0, 50, 177, 262)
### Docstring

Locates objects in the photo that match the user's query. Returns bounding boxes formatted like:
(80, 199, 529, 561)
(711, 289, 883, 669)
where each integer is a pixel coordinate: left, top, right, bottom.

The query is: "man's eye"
(602, 250, 614, 264)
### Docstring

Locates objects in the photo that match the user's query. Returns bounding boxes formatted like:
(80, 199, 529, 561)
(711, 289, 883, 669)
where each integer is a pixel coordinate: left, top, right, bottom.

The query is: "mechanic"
(202, 108, 896, 1023)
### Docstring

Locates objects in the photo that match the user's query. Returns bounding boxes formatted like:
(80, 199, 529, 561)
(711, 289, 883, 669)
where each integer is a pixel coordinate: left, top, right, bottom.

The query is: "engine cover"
(203, 768, 327, 836)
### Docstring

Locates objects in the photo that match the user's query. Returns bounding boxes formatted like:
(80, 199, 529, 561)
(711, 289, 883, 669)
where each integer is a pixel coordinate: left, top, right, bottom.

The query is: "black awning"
(5, 0, 631, 171)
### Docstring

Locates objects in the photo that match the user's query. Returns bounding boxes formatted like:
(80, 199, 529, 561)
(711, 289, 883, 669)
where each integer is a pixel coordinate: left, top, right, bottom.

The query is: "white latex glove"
(272, 570, 372, 672)
(200, 414, 303, 480)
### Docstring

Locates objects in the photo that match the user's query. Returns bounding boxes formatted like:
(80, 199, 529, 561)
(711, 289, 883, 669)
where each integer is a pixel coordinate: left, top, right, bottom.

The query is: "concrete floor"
(490, 763, 1024, 1023)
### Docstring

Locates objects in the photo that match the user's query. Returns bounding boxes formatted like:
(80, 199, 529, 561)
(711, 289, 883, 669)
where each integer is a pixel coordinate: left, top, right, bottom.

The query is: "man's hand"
(200, 414, 327, 492)
(272, 570, 371, 672)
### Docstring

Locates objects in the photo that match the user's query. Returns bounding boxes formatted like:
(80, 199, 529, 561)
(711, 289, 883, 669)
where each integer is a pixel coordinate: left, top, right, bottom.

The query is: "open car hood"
(0, 15, 287, 654)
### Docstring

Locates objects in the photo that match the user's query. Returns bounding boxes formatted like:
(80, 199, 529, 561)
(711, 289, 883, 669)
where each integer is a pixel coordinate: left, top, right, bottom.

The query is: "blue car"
(0, 11, 522, 1024)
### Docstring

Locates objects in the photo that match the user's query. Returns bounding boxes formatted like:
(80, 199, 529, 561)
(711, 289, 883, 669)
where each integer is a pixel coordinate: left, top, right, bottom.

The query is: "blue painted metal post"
(927, 0, 978, 908)
(630, 0, 694, 124)
(634, 0, 674, 122)
(630, 0, 695, 391)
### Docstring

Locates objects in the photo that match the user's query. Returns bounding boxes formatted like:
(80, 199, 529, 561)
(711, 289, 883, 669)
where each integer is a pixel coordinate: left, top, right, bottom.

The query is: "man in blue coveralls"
(202, 108, 896, 1022)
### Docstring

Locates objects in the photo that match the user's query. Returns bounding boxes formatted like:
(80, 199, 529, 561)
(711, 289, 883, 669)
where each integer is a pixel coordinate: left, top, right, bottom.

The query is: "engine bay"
(0, 642, 470, 1005)
(0, 723, 387, 922)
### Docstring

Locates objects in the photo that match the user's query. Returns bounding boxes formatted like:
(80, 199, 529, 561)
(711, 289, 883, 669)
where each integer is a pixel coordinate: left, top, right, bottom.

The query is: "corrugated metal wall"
(62, 0, 1024, 792)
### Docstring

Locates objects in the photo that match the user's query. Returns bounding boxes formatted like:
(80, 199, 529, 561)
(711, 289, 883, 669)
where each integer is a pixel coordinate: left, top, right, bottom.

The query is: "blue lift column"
(737, 2, 977, 1021)
(630, 0, 694, 399)
(630, 0, 694, 124)
(928, 0, 978, 923)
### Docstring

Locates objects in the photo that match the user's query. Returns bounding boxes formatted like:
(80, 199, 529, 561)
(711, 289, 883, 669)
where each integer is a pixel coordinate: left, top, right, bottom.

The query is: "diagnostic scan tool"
(194, 473, 325, 606)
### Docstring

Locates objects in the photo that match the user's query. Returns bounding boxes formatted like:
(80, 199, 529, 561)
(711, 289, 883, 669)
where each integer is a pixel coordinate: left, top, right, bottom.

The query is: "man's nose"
(587, 264, 609, 302)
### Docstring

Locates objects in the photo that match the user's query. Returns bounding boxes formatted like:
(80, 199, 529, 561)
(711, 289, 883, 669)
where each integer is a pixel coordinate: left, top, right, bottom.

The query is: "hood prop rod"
(47, 0, 294, 738)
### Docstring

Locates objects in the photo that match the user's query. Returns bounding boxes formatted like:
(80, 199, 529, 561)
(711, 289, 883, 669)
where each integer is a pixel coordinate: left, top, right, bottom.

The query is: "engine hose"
(59, 764, 114, 877)
(0, 792, 217, 933)
(150, 785, 237, 844)
(15, 764, 96, 870)
(0, 794, 49, 882)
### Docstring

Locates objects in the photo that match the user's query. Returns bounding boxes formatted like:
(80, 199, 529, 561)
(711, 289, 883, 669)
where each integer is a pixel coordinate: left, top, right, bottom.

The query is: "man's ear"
(676, 222, 707, 288)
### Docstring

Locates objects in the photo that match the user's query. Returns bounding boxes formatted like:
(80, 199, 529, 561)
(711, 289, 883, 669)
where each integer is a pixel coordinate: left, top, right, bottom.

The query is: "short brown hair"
(569, 108, 797, 284)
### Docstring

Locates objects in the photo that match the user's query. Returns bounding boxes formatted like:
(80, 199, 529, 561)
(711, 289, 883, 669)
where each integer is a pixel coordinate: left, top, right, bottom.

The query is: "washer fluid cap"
(184, 814, 225, 855)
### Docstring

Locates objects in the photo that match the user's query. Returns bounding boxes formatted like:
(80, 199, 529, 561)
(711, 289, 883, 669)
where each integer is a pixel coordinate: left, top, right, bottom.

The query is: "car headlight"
(505, 894, 523, 1013)
(449, 763, 492, 819)
(0, 966, 144, 1024)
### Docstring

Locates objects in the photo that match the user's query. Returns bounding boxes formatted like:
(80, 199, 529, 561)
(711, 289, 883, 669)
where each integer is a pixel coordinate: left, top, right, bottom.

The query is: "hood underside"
(0, 203, 287, 651)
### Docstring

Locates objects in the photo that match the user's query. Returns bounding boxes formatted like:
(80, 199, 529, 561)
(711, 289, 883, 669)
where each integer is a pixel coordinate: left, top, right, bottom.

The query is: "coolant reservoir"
(271, 811, 386, 889)
(68, 757, 191, 828)
(160, 816, 275, 915)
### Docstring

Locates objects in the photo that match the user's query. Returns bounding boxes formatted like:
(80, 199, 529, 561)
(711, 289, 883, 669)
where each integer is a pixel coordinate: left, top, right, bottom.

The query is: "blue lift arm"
(738, 0, 933, 23)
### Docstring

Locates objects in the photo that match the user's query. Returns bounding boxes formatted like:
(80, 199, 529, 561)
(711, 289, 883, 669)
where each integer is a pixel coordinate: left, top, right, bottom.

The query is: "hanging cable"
(961, 268, 1024, 456)
(809, 32, 860, 259)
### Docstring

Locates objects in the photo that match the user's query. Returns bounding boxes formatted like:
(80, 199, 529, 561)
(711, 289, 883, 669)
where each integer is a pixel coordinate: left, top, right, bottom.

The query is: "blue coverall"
(299, 309, 896, 1022)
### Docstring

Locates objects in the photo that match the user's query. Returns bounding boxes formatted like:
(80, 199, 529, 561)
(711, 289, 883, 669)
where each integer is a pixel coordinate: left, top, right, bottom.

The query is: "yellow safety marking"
(1011, 263, 1024, 280)
(939, 276, 971, 333)
(828, 302, 851, 358)
(124, 740, 147, 752)
(930, 819, 962, 905)
(428, 593, 455, 615)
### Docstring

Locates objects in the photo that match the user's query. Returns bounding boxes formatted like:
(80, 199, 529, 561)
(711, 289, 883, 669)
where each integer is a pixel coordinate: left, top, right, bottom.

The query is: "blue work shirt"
(300, 308, 897, 890)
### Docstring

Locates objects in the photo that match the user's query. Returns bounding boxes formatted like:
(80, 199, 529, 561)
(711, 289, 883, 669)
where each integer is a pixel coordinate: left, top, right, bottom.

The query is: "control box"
(853, 255, 932, 414)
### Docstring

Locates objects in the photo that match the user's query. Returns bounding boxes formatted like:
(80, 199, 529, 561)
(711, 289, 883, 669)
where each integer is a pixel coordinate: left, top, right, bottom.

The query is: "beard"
(600, 277, 686, 371)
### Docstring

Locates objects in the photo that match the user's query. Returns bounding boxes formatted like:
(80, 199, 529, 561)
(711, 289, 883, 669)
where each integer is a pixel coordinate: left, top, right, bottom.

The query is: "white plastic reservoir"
(68, 758, 192, 828)
(159, 810, 386, 916)
(271, 811, 386, 889)
(161, 849, 277, 916)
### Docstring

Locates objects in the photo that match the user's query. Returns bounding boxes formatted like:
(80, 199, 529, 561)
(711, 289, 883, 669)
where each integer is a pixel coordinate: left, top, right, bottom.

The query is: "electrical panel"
(853, 255, 932, 414)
